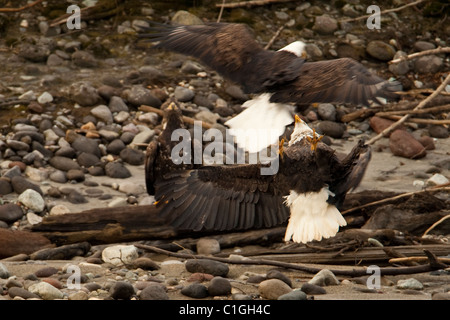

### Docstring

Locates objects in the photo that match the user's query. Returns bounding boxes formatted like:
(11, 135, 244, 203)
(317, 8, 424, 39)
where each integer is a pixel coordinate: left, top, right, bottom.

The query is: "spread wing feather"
(154, 165, 290, 231)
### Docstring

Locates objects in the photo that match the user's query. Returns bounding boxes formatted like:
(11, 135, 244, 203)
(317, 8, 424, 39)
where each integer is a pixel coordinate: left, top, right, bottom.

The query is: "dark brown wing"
(139, 22, 303, 93)
(154, 164, 290, 231)
(270, 58, 401, 106)
(144, 139, 159, 195)
(314, 140, 371, 208)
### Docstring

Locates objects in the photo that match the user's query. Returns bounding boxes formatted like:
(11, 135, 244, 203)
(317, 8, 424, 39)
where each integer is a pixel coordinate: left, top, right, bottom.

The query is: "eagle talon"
(306, 129, 323, 152)
(278, 138, 285, 159)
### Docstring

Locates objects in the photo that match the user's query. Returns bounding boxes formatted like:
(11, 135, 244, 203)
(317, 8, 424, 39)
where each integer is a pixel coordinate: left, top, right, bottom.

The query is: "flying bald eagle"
(151, 115, 371, 243)
(140, 22, 401, 152)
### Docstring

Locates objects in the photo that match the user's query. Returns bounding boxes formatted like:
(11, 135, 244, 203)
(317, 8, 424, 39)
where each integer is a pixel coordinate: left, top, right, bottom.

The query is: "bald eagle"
(140, 22, 401, 152)
(151, 115, 371, 243)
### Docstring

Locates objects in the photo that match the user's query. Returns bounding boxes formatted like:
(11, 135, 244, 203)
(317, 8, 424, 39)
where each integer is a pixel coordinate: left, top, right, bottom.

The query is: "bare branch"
(389, 47, 450, 64)
(367, 73, 450, 145)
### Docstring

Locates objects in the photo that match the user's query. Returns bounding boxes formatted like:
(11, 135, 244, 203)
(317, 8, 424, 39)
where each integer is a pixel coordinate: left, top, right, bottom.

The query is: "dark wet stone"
(66, 169, 85, 182)
(124, 85, 162, 107)
(414, 55, 443, 74)
(55, 146, 76, 158)
(34, 266, 58, 277)
(266, 270, 292, 287)
(185, 259, 229, 277)
(139, 283, 169, 300)
(11, 176, 43, 195)
(84, 283, 102, 292)
(278, 290, 308, 300)
(110, 281, 135, 300)
(366, 40, 396, 61)
(301, 282, 327, 295)
(104, 162, 131, 178)
(72, 50, 98, 68)
(0, 179, 13, 195)
(8, 287, 40, 300)
(107, 139, 126, 155)
(318, 121, 345, 138)
(119, 148, 145, 165)
(389, 129, 427, 159)
(71, 136, 101, 157)
(77, 152, 100, 167)
(181, 283, 209, 299)
(67, 190, 88, 204)
(18, 44, 50, 62)
(428, 125, 449, 138)
(49, 156, 81, 171)
(207, 277, 232, 296)
(132, 257, 160, 270)
(0, 203, 24, 223)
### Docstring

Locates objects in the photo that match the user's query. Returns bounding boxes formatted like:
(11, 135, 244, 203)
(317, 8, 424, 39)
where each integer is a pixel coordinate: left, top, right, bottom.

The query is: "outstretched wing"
(139, 22, 303, 93)
(154, 164, 290, 231)
(270, 58, 401, 106)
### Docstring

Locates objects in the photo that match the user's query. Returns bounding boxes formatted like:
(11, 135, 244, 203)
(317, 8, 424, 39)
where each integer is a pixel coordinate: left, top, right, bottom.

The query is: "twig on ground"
(389, 256, 450, 265)
(215, 0, 295, 9)
(389, 47, 450, 64)
(377, 115, 450, 125)
(340, 0, 428, 23)
(217, 0, 226, 23)
(342, 186, 450, 215)
(375, 104, 450, 117)
(366, 73, 450, 145)
(139, 105, 213, 129)
(422, 214, 450, 237)
(135, 243, 448, 277)
(264, 24, 286, 50)
(0, 0, 43, 12)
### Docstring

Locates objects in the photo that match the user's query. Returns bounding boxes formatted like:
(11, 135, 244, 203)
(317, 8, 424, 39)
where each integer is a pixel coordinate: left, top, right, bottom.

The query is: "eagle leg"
(306, 129, 323, 152)
(278, 137, 285, 159)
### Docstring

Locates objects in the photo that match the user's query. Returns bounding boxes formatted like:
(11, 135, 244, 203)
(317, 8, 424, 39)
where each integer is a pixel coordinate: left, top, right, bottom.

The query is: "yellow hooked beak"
(294, 114, 304, 124)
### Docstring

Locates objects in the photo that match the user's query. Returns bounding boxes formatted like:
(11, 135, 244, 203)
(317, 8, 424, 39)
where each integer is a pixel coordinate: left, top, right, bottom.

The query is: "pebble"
(266, 270, 292, 287)
(0, 262, 10, 279)
(0, 203, 24, 223)
(258, 279, 292, 300)
(120, 148, 145, 165)
(308, 269, 339, 286)
(34, 266, 59, 277)
(196, 238, 221, 255)
(8, 287, 40, 300)
(18, 189, 45, 212)
(28, 281, 64, 300)
(185, 259, 229, 277)
(102, 245, 139, 266)
(278, 289, 307, 300)
(68, 291, 89, 300)
(317, 103, 336, 121)
(174, 86, 195, 102)
(131, 257, 160, 270)
(428, 125, 449, 138)
(389, 129, 427, 159)
(414, 55, 443, 74)
(109, 281, 135, 300)
(366, 40, 396, 61)
(207, 276, 232, 296)
(124, 85, 162, 107)
(318, 121, 345, 138)
(49, 156, 81, 171)
(426, 173, 449, 186)
(181, 282, 209, 298)
(139, 283, 169, 300)
(105, 162, 132, 179)
(72, 50, 98, 68)
(91, 105, 113, 124)
(396, 278, 423, 290)
(301, 282, 327, 295)
(313, 15, 338, 35)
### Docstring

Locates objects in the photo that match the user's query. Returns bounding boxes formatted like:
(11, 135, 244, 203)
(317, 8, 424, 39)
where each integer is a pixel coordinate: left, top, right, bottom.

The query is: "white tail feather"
(225, 93, 293, 153)
(283, 189, 347, 243)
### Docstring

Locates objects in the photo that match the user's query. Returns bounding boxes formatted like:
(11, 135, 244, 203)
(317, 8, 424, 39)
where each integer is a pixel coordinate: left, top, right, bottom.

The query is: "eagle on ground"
(140, 22, 401, 152)
(149, 113, 371, 243)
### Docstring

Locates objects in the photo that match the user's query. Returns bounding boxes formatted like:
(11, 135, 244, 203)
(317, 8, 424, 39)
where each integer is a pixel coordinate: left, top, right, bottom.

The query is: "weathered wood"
(245, 244, 450, 265)
(31, 204, 177, 245)
(0, 229, 54, 259)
